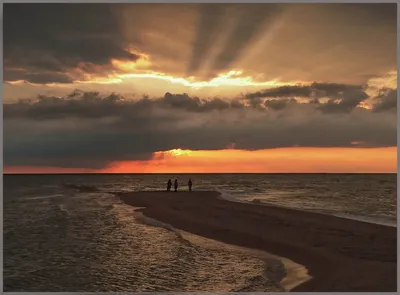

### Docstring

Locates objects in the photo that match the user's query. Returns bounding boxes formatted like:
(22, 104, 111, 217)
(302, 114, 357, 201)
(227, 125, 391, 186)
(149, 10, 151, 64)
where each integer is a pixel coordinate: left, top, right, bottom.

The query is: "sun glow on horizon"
(4, 146, 396, 174)
(167, 149, 193, 157)
(97, 146, 397, 174)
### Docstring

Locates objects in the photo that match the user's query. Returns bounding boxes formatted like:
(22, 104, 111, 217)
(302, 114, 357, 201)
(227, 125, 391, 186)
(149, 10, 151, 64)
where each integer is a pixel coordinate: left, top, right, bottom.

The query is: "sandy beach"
(118, 191, 397, 292)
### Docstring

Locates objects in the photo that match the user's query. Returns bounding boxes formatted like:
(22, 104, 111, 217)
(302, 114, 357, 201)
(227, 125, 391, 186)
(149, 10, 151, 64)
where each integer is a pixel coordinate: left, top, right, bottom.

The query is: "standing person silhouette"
(188, 179, 193, 192)
(167, 179, 172, 192)
(174, 179, 178, 192)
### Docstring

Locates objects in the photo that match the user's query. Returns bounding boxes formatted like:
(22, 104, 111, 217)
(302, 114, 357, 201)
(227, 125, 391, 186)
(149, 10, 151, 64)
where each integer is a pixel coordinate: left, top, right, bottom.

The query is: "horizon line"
(3, 172, 397, 176)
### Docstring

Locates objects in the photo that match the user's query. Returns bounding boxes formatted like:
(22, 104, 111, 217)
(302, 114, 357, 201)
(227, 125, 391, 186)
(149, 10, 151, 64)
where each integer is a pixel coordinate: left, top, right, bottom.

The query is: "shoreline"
(117, 191, 397, 292)
(133, 209, 311, 291)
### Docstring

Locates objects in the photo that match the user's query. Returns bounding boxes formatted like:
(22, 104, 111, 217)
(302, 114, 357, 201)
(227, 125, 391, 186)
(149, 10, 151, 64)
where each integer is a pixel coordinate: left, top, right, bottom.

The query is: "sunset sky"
(3, 3, 398, 173)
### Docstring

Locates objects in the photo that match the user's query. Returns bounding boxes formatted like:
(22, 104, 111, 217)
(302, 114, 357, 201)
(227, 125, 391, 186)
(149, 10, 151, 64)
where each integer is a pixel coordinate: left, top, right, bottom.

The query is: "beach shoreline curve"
(117, 190, 397, 292)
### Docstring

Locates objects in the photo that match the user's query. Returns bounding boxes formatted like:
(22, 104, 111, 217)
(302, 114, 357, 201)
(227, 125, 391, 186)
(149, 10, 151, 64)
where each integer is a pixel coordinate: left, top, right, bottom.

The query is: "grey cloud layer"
(246, 83, 363, 99)
(245, 83, 391, 113)
(373, 88, 398, 113)
(4, 88, 397, 168)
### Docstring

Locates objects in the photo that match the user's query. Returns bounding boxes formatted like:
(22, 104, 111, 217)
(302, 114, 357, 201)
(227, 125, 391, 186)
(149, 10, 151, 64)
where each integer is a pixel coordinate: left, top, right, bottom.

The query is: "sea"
(3, 173, 397, 292)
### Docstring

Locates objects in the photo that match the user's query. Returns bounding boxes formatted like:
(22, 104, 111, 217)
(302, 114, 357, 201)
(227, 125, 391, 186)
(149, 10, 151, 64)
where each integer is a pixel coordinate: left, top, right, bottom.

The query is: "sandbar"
(117, 191, 397, 292)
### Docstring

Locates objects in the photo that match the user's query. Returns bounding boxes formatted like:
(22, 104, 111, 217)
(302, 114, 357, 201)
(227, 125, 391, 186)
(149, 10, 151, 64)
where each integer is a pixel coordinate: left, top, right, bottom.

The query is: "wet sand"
(117, 191, 397, 292)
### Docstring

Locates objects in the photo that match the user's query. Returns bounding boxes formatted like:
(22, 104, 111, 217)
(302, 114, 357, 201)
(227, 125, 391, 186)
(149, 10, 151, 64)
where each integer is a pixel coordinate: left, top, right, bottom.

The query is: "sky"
(3, 3, 398, 173)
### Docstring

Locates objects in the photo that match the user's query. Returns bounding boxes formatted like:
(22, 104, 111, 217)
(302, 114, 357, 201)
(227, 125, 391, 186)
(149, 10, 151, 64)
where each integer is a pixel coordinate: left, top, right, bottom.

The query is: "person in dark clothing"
(174, 179, 178, 192)
(167, 179, 172, 192)
(188, 179, 193, 191)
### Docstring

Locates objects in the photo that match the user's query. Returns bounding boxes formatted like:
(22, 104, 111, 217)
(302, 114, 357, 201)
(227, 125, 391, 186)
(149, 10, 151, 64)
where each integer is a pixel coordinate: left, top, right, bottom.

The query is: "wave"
(63, 183, 100, 192)
(132, 209, 192, 247)
(58, 204, 70, 216)
(25, 194, 64, 201)
(215, 188, 247, 204)
(133, 210, 179, 233)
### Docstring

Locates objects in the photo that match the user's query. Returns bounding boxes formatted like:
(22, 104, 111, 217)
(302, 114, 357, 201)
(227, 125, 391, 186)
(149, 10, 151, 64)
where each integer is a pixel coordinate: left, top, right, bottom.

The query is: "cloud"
(247, 82, 363, 99)
(162, 92, 241, 112)
(372, 88, 397, 113)
(317, 88, 369, 114)
(264, 98, 297, 110)
(246, 82, 369, 113)
(246, 85, 312, 99)
(4, 70, 74, 84)
(4, 3, 397, 87)
(4, 90, 397, 169)
(4, 3, 139, 84)
(3, 91, 243, 121)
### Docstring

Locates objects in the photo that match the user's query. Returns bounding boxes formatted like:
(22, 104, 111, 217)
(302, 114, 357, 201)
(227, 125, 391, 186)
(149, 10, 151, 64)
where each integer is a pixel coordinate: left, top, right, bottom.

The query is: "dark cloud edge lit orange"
(4, 147, 397, 174)
(3, 87, 397, 173)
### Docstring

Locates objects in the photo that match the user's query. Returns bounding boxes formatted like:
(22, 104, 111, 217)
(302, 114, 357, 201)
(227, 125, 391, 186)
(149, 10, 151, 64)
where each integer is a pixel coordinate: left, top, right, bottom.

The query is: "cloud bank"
(4, 85, 397, 169)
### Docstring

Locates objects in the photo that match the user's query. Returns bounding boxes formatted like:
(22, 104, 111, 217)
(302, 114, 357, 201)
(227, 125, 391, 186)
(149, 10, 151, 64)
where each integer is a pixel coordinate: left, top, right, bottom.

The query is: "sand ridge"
(117, 190, 397, 292)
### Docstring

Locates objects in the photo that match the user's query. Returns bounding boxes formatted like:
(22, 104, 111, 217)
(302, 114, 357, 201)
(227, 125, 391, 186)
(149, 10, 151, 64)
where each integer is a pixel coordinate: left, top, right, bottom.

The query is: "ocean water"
(3, 173, 397, 292)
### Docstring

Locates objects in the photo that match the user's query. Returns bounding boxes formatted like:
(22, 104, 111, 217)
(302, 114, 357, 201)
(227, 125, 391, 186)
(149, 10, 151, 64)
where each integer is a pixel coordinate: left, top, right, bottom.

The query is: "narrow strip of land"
(118, 191, 397, 292)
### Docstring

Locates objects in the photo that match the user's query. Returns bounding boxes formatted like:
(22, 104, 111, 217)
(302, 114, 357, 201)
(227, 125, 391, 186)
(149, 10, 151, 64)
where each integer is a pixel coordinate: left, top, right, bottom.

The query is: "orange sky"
(4, 147, 397, 174)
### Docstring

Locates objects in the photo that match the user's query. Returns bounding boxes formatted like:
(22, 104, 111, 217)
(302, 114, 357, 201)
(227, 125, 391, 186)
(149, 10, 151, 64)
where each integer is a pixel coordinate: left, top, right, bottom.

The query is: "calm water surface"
(4, 173, 396, 291)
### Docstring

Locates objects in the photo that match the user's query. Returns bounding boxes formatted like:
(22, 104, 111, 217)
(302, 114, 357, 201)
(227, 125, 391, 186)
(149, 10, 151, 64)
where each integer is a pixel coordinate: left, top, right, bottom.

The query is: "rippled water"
(3, 173, 396, 291)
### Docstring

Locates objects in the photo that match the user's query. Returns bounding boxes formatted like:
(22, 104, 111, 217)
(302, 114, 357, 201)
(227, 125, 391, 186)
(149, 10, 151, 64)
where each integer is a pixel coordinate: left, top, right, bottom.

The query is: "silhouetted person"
(167, 179, 172, 192)
(174, 179, 178, 192)
(188, 179, 193, 191)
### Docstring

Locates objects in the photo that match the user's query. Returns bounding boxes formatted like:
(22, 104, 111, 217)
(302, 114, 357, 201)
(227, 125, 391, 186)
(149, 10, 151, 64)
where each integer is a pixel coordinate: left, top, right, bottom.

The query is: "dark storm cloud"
(162, 92, 237, 112)
(4, 89, 397, 169)
(247, 85, 313, 99)
(3, 91, 242, 121)
(4, 70, 74, 84)
(247, 83, 363, 99)
(264, 98, 297, 111)
(246, 82, 368, 112)
(311, 83, 364, 98)
(3, 3, 139, 84)
(372, 88, 398, 113)
(317, 89, 369, 114)
(4, 128, 156, 169)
